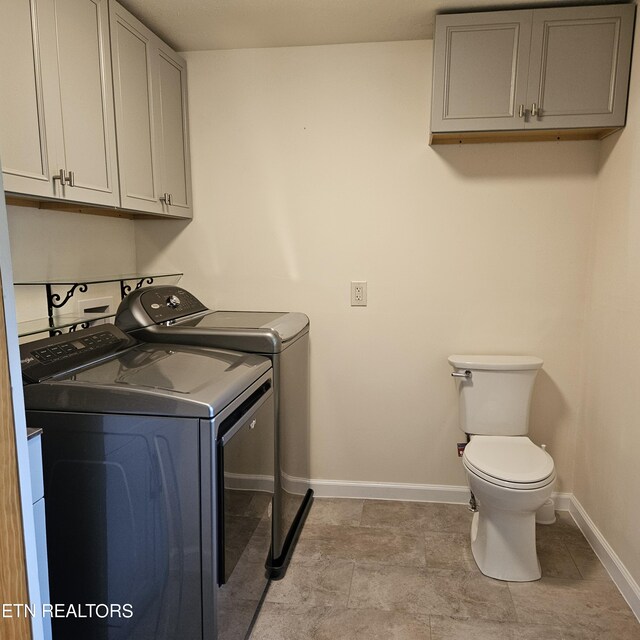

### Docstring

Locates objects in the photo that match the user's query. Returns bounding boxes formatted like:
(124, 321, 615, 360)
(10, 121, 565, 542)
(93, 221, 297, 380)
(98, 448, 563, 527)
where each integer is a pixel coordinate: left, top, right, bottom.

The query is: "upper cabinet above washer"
(109, 1, 192, 218)
(0, 0, 192, 218)
(430, 3, 636, 144)
(0, 0, 57, 199)
(0, 0, 119, 205)
(155, 42, 193, 219)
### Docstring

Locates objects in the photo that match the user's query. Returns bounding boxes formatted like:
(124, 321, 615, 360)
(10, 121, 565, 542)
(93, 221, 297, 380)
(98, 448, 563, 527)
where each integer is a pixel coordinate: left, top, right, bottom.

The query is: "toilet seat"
(463, 436, 555, 490)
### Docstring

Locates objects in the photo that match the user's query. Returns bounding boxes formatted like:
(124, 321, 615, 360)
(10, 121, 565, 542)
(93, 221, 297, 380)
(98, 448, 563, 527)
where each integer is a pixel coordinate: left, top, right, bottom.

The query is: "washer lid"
(463, 436, 554, 484)
(23, 344, 272, 419)
(448, 355, 543, 370)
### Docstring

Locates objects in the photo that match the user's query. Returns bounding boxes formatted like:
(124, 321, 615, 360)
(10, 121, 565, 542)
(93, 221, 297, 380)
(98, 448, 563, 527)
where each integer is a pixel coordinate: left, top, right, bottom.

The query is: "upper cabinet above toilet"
(430, 4, 636, 144)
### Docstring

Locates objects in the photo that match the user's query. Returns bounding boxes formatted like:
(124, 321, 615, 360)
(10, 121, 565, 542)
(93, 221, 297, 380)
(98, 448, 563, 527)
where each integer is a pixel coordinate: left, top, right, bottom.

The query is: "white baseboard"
(569, 495, 640, 622)
(551, 491, 572, 511)
(310, 478, 470, 503)
(309, 477, 572, 509)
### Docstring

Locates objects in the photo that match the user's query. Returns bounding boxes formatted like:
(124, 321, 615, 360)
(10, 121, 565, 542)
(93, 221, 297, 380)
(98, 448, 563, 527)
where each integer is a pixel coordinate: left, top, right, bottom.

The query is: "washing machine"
(115, 285, 312, 578)
(21, 324, 274, 640)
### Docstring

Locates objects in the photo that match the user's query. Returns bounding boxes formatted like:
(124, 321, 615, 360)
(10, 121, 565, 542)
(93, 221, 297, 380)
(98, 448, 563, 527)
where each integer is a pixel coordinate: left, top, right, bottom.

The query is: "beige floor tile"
(424, 531, 477, 572)
(347, 563, 430, 614)
(306, 498, 364, 527)
(560, 619, 640, 639)
(536, 538, 581, 579)
(348, 564, 517, 622)
(508, 577, 638, 635)
(430, 615, 566, 640)
(360, 500, 472, 535)
(266, 559, 354, 607)
(535, 513, 590, 548)
(565, 543, 611, 581)
(294, 523, 426, 567)
(313, 608, 432, 640)
(250, 603, 326, 640)
(251, 604, 432, 640)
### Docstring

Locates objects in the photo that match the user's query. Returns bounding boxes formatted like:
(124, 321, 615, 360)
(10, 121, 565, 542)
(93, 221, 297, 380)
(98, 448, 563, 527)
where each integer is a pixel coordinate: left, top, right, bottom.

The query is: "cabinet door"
(431, 10, 533, 133)
(51, 0, 119, 206)
(156, 44, 193, 219)
(526, 4, 635, 129)
(0, 0, 59, 198)
(110, 1, 165, 215)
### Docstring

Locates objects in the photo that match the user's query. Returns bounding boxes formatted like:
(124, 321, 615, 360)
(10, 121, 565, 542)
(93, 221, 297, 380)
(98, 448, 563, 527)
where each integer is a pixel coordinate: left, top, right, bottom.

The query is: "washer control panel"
(20, 324, 137, 383)
(139, 286, 208, 324)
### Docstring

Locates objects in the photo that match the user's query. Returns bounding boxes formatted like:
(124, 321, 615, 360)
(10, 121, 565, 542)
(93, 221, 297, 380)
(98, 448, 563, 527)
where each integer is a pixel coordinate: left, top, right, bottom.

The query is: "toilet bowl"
(462, 435, 555, 581)
(448, 354, 555, 583)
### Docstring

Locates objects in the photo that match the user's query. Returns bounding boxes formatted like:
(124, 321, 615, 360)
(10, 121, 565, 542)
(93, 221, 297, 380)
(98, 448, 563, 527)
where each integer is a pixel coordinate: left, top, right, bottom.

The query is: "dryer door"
(215, 386, 274, 640)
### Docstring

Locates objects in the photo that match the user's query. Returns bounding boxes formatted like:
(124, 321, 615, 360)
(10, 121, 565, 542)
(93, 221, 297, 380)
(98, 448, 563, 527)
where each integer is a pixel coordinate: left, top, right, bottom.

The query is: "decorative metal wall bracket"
(120, 276, 156, 299)
(46, 283, 89, 329)
(15, 272, 182, 338)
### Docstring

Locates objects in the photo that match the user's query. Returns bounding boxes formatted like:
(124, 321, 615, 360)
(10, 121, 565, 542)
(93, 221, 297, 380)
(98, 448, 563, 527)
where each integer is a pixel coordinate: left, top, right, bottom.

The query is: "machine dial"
(167, 295, 181, 308)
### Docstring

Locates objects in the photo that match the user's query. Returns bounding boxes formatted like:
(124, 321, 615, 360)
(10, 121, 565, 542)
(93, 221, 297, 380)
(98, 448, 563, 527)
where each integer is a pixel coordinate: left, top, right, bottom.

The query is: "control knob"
(167, 295, 181, 308)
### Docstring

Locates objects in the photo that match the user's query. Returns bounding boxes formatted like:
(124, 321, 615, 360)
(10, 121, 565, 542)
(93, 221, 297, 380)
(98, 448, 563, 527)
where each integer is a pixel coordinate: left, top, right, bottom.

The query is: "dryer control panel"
(20, 324, 137, 383)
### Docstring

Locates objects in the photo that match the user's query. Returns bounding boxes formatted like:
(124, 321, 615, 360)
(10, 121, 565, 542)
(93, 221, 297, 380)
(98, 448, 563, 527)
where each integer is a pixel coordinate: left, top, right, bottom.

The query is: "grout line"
(505, 581, 522, 624)
(560, 539, 583, 580)
(345, 561, 356, 609)
(356, 498, 365, 526)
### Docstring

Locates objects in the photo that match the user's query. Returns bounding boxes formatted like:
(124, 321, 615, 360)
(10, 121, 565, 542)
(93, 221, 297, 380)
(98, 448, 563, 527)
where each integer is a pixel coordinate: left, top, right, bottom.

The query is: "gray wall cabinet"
(0, 0, 58, 199)
(156, 42, 193, 219)
(1, 0, 192, 218)
(110, 1, 192, 218)
(431, 3, 635, 143)
(0, 0, 120, 205)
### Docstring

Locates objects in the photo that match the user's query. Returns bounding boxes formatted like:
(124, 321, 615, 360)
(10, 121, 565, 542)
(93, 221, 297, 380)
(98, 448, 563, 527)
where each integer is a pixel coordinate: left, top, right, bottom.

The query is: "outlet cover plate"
(351, 281, 367, 306)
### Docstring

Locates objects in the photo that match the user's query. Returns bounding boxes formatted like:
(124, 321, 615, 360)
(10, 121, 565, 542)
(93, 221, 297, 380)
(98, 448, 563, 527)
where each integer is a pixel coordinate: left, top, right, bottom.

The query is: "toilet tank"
(448, 355, 543, 436)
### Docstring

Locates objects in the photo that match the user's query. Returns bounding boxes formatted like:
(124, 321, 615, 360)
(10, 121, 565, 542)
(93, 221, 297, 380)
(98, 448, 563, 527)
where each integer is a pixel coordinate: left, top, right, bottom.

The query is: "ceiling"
(119, 0, 625, 52)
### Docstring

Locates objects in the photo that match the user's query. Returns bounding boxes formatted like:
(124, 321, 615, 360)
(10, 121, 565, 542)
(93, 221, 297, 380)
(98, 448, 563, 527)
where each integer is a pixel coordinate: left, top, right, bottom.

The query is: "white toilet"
(449, 354, 555, 582)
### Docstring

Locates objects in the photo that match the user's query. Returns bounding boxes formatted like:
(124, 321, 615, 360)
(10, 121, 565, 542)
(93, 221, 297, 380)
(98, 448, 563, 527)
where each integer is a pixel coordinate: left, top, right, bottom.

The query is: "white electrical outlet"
(350, 281, 367, 306)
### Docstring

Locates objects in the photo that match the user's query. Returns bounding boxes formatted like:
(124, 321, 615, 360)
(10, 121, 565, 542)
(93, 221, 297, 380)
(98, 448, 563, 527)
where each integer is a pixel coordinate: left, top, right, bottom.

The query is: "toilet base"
(470, 508, 541, 582)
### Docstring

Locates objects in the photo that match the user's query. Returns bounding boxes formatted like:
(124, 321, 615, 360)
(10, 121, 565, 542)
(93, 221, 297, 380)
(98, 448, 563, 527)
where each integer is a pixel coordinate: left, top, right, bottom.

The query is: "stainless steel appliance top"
(21, 324, 271, 419)
(115, 285, 309, 353)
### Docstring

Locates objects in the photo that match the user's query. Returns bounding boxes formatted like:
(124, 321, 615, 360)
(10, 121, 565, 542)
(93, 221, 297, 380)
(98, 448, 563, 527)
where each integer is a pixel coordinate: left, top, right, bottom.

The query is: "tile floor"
(250, 498, 640, 640)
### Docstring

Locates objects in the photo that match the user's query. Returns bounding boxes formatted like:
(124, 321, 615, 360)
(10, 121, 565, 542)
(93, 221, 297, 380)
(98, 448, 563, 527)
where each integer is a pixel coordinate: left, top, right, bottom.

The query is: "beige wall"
(7, 205, 136, 325)
(135, 40, 599, 491)
(574, 18, 640, 583)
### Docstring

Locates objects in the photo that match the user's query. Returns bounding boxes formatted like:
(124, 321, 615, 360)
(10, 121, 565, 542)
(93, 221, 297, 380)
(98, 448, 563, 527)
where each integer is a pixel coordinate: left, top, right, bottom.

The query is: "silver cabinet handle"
(52, 169, 67, 185)
(531, 103, 539, 117)
(451, 370, 472, 379)
(168, 193, 173, 205)
(66, 170, 75, 187)
(518, 104, 525, 118)
(160, 193, 172, 205)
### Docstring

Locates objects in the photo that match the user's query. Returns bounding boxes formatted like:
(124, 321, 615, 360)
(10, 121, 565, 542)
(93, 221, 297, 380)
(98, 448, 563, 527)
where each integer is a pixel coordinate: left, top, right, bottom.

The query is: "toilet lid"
(463, 436, 555, 485)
